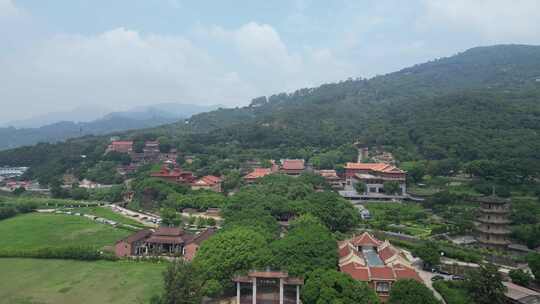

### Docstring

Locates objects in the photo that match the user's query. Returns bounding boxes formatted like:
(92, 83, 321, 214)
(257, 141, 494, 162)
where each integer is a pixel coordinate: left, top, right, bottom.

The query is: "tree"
(416, 242, 440, 269)
(355, 181, 367, 194)
(71, 187, 90, 200)
(528, 254, 540, 283)
(302, 269, 379, 304)
(222, 171, 242, 192)
(193, 227, 268, 289)
(383, 181, 401, 195)
(465, 264, 506, 304)
(269, 215, 338, 276)
(161, 208, 182, 227)
(388, 279, 440, 304)
(160, 260, 209, 304)
(12, 186, 26, 196)
(408, 163, 426, 184)
(509, 269, 532, 287)
(299, 192, 360, 233)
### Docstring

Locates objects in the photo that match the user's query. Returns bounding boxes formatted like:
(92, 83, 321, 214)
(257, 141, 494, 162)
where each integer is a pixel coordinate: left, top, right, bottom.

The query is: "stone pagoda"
(474, 196, 511, 249)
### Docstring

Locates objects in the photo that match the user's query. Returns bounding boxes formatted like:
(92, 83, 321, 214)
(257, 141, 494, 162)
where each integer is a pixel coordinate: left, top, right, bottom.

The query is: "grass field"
(0, 258, 166, 304)
(0, 213, 131, 251)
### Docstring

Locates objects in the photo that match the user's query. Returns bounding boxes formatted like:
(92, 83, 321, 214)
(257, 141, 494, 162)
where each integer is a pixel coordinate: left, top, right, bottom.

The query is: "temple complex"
(339, 232, 421, 301)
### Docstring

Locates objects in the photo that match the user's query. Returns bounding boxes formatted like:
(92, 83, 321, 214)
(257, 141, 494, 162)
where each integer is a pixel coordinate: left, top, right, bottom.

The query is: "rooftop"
(345, 162, 405, 174)
(281, 159, 305, 170)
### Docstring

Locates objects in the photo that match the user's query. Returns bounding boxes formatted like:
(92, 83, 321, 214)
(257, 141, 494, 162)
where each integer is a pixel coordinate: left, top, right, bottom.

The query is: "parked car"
(451, 275, 464, 281)
(431, 275, 445, 282)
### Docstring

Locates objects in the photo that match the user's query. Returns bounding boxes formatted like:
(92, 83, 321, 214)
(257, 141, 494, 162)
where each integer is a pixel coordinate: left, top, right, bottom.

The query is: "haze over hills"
(2, 105, 112, 129)
(1, 44, 539, 185)
(0, 103, 221, 150)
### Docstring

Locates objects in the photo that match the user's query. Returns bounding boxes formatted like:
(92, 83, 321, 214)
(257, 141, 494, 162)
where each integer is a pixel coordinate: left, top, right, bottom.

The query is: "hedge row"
(0, 202, 37, 220)
(0, 245, 117, 261)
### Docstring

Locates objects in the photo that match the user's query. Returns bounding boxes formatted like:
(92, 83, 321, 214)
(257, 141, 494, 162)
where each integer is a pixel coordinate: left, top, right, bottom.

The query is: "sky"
(1, 0, 540, 123)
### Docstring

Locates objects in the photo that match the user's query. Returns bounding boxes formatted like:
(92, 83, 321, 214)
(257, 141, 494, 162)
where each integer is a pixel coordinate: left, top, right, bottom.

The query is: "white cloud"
(0, 27, 259, 121)
(197, 22, 353, 94)
(421, 0, 540, 43)
(0, 0, 20, 19)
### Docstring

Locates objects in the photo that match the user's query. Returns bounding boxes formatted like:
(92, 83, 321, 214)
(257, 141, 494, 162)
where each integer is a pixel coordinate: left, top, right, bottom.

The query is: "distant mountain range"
(0, 103, 221, 150)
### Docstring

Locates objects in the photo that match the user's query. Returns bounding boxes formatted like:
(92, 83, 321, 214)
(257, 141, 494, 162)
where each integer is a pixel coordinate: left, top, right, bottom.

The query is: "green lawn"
(0, 258, 166, 304)
(0, 213, 131, 251)
(66, 206, 146, 228)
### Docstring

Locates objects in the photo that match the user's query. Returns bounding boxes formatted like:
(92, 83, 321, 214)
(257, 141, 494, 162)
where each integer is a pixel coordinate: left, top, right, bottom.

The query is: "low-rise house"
(343, 162, 406, 200)
(115, 227, 216, 260)
(280, 159, 305, 176)
(339, 232, 422, 301)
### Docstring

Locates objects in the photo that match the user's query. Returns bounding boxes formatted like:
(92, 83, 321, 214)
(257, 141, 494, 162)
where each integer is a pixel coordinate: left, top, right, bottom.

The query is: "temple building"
(340, 163, 406, 200)
(232, 270, 303, 304)
(315, 169, 344, 190)
(279, 159, 305, 176)
(106, 141, 133, 154)
(244, 168, 273, 184)
(474, 196, 511, 249)
(339, 232, 422, 301)
(150, 165, 196, 184)
(115, 227, 215, 260)
(191, 175, 223, 192)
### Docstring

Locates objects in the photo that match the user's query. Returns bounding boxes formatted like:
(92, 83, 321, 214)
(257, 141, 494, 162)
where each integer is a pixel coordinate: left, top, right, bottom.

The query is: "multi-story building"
(106, 141, 133, 154)
(474, 196, 511, 249)
(341, 162, 406, 200)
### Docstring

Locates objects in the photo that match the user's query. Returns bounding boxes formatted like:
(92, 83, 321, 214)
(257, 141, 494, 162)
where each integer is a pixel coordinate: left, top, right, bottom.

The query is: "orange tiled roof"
(351, 232, 383, 247)
(394, 264, 422, 282)
(318, 170, 339, 178)
(244, 168, 272, 179)
(281, 159, 305, 170)
(194, 175, 222, 186)
(369, 266, 395, 280)
(378, 245, 397, 262)
(345, 162, 404, 173)
(341, 263, 370, 281)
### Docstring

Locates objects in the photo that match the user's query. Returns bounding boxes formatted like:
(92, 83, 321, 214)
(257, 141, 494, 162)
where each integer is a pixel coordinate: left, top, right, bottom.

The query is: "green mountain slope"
(1, 44, 540, 184)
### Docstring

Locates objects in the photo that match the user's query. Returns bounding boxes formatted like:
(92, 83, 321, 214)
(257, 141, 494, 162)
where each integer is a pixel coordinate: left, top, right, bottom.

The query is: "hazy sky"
(1, 0, 539, 122)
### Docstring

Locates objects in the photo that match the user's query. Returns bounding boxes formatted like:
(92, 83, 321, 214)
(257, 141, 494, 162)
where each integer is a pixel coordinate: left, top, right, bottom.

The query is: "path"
(416, 267, 450, 303)
(109, 204, 160, 227)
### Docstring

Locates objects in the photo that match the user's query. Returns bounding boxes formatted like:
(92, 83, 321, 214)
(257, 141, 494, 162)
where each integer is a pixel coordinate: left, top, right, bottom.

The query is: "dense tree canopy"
(302, 269, 380, 304)
(465, 264, 506, 304)
(268, 215, 338, 276)
(388, 279, 440, 304)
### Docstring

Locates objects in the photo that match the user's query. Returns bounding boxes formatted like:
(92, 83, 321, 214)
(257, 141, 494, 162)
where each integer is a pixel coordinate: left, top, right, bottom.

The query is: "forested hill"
(1, 44, 540, 185)
(181, 44, 540, 133)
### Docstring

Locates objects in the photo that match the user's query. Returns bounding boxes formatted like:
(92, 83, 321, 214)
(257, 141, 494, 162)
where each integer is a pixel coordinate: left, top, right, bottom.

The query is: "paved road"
(416, 268, 450, 303)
